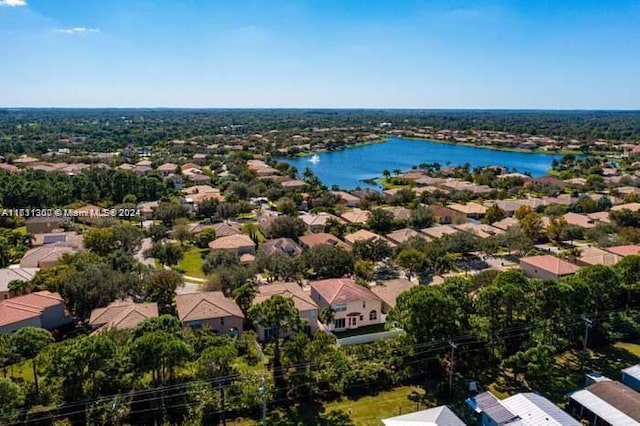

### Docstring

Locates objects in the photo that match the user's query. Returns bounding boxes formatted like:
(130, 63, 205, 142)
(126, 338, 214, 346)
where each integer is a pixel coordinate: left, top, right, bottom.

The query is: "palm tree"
(393, 169, 401, 177)
(382, 169, 391, 179)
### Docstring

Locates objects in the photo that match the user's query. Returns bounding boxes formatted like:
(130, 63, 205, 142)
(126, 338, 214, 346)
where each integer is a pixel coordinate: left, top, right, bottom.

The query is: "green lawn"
(233, 386, 433, 426)
(324, 386, 433, 425)
(175, 246, 208, 278)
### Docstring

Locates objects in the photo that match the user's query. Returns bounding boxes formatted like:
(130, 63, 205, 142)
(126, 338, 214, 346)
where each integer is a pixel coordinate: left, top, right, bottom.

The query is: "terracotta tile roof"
(19, 244, 77, 268)
(370, 279, 416, 309)
(208, 234, 255, 251)
(563, 212, 596, 229)
(298, 233, 349, 250)
(310, 278, 381, 305)
(386, 228, 429, 245)
(420, 225, 460, 239)
(340, 208, 371, 224)
(259, 238, 302, 256)
(448, 202, 488, 216)
(492, 217, 519, 230)
(604, 245, 640, 257)
(343, 229, 384, 245)
(578, 247, 622, 266)
(0, 291, 65, 327)
(611, 202, 640, 212)
(454, 223, 504, 239)
(520, 255, 580, 276)
(90, 300, 158, 331)
(254, 282, 318, 312)
(175, 291, 244, 322)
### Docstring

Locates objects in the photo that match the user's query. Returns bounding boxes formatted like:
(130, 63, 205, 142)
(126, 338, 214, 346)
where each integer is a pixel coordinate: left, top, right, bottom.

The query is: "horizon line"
(3, 106, 640, 112)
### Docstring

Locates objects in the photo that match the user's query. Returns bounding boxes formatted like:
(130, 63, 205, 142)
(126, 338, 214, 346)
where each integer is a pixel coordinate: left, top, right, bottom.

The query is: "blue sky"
(1, 0, 639, 108)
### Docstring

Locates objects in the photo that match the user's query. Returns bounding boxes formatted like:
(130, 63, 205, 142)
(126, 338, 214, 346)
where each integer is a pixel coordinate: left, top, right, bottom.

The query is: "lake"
(283, 137, 564, 190)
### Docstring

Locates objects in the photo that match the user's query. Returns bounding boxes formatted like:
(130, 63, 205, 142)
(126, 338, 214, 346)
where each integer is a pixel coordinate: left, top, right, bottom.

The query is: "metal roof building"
(568, 381, 640, 426)
(382, 406, 465, 426)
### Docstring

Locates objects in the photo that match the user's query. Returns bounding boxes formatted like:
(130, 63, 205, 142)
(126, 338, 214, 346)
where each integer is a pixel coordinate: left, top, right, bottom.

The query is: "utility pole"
(581, 316, 593, 374)
(448, 340, 458, 398)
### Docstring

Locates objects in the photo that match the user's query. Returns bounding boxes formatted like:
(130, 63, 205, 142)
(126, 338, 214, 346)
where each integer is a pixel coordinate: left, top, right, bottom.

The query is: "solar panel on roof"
(43, 235, 66, 244)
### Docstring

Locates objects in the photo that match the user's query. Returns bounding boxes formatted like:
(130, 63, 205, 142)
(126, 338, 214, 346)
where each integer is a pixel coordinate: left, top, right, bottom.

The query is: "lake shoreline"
(282, 137, 564, 190)
(289, 136, 580, 158)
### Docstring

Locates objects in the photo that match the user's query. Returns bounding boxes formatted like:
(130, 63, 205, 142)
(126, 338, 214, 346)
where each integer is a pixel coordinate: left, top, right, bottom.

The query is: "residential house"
(519, 255, 580, 280)
(611, 202, 640, 212)
(340, 208, 370, 224)
(492, 217, 519, 231)
(184, 172, 211, 185)
(386, 228, 429, 245)
(428, 205, 466, 225)
(89, 300, 158, 332)
(299, 212, 343, 232)
(253, 282, 318, 340)
(334, 191, 361, 207)
(448, 202, 488, 219)
(382, 406, 465, 426)
(310, 278, 383, 331)
(485, 200, 521, 217)
(192, 153, 207, 165)
(298, 233, 350, 250)
(156, 162, 178, 176)
(0, 267, 39, 300)
(371, 279, 416, 315)
(212, 222, 243, 238)
(0, 291, 71, 334)
(175, 291, 244, 334)
(137, 201, 159, 220)
(386, 206, 411, 222)
(564, 212, 597, 229)
(32, 231, 84, 249)
(567, 380, 640, 426)
(281, 179, 306, 191)
(604, 245, 640, 257)
(208, 234, 256, 257)
(420, 225, 460, 239)
(587, 211, 611, 224)
(74, 204, 106, 225)
(20, 243, 77, 268)
(466, 391, 579, 426)
(259, 238, 302, 257)
(25, 215, 66, 234)
(577, 247, 623, 267)
(343, 229, 388, 246)
(454, 223, 504, 239)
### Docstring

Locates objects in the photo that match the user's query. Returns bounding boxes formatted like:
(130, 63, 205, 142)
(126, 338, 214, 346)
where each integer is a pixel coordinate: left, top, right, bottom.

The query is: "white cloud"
(54, 27, 100, 34)
(0, 0, 27, 7)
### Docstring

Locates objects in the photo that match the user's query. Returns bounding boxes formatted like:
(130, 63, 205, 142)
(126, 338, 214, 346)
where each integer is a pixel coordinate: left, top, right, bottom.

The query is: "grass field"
(233, 386, 433, 425)
(176, 246, 207, 278)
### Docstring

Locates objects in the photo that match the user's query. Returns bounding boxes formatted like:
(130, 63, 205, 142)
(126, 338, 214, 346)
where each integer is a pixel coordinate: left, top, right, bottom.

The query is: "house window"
(362, 301, 366, 308)
(348, 317, 358, 327)
(334, 318, 346, 329)
(220, 317, 225, 326)
(369, 310, 377, 321)
(333, 304, 347, 312)
(310, 310, 317, 319)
